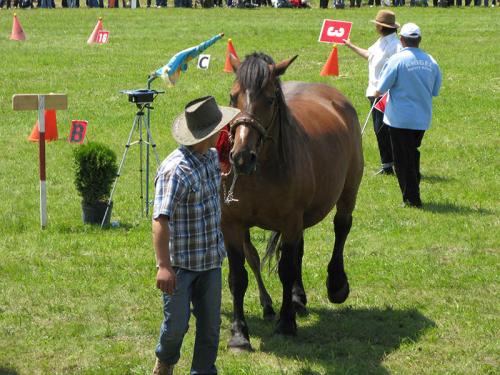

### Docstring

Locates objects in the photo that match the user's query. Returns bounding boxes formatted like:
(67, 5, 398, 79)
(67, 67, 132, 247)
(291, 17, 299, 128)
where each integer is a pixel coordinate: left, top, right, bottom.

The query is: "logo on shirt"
(405, 59, 433, 72)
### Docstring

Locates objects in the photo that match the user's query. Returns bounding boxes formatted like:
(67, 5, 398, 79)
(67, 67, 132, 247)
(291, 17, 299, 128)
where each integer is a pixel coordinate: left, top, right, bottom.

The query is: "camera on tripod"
(103, 87, 164, 226)
(121, 89, 163, 105)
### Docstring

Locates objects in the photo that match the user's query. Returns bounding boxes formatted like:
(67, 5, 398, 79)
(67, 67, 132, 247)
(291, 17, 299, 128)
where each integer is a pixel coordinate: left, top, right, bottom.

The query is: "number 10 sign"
(318, 20, 353, 45)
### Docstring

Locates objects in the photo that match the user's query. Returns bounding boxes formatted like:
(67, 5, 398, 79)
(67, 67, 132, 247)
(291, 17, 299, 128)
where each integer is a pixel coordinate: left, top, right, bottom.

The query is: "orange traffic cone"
(28, 110, 59, 142)
(320, 45, 339, 77)
(87, 17, 103, 45)
(10, 13, 26, 41)
(223, 39, 239, 73)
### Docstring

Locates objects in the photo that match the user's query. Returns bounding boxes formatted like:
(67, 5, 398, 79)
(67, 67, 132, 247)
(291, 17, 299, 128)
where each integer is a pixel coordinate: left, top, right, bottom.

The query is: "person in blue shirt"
(375, 23, 442, 208)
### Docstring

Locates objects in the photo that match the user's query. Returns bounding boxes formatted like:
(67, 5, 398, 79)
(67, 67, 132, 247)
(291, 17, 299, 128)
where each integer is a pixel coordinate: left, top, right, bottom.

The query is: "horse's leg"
(327, 187, 357, 304)
(292, 235, 308, 316)
(275, 229, 302, 336)
(243, 232, 276, 321)
(224, 225, 253, 351)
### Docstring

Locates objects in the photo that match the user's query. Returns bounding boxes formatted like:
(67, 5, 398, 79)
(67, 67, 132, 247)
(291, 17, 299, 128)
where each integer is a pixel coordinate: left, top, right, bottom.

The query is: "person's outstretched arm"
(344, 39, 369, 60)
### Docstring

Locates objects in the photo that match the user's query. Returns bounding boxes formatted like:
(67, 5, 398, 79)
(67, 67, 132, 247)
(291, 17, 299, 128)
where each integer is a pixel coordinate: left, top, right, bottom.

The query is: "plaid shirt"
(153, 146, 226, 271)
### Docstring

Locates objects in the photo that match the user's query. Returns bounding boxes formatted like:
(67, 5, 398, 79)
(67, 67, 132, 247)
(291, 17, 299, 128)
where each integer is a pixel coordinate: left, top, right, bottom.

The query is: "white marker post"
(12, 94, 68, 229)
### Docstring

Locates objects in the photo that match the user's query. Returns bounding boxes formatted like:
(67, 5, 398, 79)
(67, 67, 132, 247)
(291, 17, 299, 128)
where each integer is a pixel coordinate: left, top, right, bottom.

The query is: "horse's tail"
(261, 231, 281, 273)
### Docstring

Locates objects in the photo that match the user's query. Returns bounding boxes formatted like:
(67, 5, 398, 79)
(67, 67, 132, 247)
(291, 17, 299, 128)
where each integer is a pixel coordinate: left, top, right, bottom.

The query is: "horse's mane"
(237, 52, 277, 94)
(237, 53, 304, 175)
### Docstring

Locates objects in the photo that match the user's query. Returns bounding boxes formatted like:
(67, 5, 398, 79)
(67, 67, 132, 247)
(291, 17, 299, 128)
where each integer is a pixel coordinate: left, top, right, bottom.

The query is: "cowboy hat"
(370, 10, 400, 29)
(172, 96, 240, 146)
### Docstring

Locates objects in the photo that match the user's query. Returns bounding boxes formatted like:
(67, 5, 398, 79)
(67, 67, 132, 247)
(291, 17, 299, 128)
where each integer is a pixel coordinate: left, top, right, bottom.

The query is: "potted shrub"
(73, 142, 118, 225)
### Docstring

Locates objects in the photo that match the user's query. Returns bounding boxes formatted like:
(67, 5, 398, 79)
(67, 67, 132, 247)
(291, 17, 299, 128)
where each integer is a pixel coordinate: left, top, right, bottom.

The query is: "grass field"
(0, 6, 499, 375)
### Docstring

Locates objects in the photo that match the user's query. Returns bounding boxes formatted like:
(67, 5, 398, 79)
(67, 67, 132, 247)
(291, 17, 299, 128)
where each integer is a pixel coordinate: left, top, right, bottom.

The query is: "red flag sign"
(319, 20, 353, 45)
(374, 92, 389, 113)
(69, 120, 88, 144)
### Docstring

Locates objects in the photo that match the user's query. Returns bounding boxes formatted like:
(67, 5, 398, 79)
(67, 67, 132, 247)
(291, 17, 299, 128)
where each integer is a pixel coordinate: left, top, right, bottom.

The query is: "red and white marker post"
(12, 94, 68, 229)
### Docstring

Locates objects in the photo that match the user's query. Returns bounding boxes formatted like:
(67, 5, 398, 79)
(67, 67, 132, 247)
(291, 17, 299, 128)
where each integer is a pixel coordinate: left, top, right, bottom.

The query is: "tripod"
(101, 92, 162, 227)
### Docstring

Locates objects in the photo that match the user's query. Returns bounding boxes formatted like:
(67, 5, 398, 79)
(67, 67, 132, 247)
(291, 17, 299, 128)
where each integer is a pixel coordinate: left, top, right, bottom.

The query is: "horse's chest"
(222, 174, 302, 228)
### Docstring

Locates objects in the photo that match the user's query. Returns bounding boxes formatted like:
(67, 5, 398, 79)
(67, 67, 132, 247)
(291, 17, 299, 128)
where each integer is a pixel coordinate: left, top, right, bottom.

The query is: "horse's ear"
(273, 55, 299, 77)
(229, 53, 241, 73)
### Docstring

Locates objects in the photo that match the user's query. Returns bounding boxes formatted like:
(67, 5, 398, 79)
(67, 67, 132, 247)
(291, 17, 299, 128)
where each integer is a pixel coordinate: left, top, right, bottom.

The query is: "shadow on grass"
(232, 306, 435, 374)
(0, 367, 18, 375)
(423, 201, 493, 215)
(421, 174, 454, 183)
(55, 221, 137, 233)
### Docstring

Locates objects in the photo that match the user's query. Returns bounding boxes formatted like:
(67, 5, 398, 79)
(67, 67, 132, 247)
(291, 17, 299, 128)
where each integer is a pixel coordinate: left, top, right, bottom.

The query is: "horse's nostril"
(231, 152, 245, 167)
(250, 152, 257, 164)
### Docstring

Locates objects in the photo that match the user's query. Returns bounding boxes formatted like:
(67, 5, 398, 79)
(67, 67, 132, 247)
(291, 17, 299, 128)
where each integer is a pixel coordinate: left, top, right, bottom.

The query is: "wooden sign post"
(12, 94, 68, 229)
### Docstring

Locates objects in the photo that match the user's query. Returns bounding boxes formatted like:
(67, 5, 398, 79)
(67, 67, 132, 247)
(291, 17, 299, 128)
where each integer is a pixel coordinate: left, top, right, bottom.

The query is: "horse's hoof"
(275, 318, 297, 336)
(228, 335, 253, 352)
(292, 298, 309, 317)
(327, 278, 350, 304)
(263, 305, 276, 321)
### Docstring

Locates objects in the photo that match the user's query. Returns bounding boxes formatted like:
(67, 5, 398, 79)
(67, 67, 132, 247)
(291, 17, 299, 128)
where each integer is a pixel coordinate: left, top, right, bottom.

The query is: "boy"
(152, 96, 239, 374)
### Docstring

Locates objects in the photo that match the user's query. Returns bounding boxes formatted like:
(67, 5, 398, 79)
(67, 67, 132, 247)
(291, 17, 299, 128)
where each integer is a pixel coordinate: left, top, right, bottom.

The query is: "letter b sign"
(69, 120, 88, 144)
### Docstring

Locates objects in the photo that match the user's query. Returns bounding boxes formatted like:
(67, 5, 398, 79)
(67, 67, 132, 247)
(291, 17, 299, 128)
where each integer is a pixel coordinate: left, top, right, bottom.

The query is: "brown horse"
(220, 52, 363, 351)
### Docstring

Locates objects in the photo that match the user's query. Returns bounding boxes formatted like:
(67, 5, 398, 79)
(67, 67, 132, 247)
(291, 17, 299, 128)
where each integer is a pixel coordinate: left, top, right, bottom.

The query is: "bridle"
(222, 82, 281, 205)
(228, 86, 280, 156)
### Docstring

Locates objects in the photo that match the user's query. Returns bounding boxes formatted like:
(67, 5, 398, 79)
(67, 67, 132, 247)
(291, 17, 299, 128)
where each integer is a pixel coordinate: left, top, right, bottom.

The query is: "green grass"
(0, 6, 499, 375)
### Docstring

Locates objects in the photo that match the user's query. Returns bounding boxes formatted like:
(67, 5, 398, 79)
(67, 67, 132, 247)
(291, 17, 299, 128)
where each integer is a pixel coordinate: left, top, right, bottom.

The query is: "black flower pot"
(82, 200, 112, 226)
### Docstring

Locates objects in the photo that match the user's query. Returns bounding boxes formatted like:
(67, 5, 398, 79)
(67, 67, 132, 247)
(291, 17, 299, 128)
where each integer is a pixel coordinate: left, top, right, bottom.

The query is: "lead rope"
(222, 167, 239, 204)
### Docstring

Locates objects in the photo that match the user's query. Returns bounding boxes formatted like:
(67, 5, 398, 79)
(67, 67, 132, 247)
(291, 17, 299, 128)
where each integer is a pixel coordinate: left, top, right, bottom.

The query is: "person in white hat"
(374, 23, 442, 208)
(344, 10, 402, 176)
(152, 96, 239, 375)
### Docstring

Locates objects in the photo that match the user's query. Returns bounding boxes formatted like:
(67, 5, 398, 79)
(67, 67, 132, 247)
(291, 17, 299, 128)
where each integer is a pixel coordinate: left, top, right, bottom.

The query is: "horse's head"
(228, 52, 297, 175)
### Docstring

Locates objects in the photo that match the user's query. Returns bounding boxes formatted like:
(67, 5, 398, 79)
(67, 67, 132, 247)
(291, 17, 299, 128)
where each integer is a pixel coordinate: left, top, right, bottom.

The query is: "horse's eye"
(229, 94, 237, 107)
(265, 97, 275, 107)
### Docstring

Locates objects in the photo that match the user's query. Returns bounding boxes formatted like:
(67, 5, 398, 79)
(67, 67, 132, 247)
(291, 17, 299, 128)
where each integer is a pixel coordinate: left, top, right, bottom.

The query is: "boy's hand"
(156, 266, 177, 295)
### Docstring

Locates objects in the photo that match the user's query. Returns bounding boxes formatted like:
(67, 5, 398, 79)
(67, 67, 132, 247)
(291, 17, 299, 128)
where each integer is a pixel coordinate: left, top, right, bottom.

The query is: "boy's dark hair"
(380, 26, 398, 36)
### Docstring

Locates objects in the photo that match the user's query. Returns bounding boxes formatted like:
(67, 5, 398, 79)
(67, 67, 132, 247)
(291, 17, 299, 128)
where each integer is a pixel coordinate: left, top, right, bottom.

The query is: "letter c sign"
(197, 54, 211, 70)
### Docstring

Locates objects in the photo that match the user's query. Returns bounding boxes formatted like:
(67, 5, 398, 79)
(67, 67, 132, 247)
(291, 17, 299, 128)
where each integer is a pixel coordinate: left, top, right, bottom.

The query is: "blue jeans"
(155, 267, 222, 375)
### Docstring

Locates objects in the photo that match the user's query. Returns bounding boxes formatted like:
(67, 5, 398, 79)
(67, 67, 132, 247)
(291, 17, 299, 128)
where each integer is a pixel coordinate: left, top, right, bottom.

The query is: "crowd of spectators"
(321, 0, 495, 7)
(0, 0, 495, 8)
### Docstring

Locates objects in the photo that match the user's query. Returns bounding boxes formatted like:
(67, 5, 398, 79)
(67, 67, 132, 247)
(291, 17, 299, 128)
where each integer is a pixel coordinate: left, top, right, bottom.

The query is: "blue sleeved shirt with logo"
(377, 47, 442, 131)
